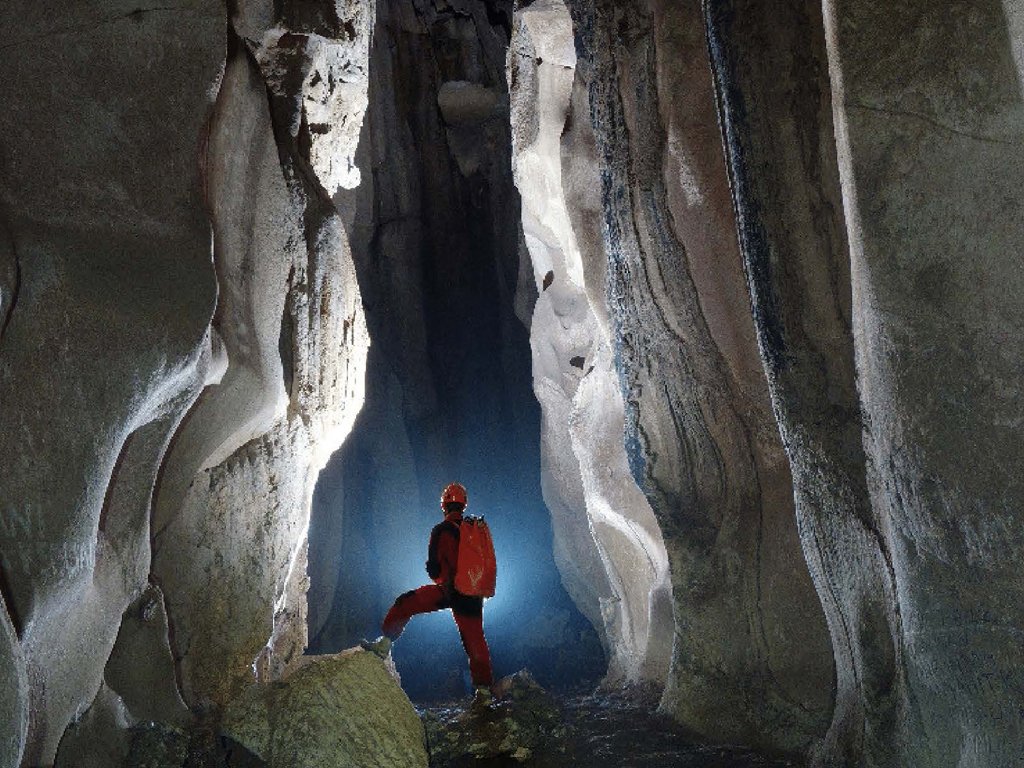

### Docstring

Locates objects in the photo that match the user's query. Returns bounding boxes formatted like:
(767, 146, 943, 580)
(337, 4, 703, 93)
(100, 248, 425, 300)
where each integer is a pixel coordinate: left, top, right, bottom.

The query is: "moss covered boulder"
(221, 650, 427, 768)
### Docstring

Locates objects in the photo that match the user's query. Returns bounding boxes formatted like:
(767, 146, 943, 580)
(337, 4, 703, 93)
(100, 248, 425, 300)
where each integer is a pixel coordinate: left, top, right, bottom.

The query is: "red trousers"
(382, 584, 493, 687)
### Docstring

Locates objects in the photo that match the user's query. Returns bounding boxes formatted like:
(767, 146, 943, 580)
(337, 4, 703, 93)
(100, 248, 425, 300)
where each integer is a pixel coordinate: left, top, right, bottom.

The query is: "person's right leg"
(452, 609, 493, 688)
(381, 584, 447, 640)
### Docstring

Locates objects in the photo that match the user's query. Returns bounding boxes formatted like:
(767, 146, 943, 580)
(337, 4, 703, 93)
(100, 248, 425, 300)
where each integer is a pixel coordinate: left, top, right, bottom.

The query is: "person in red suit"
(362, 482, 494, 702)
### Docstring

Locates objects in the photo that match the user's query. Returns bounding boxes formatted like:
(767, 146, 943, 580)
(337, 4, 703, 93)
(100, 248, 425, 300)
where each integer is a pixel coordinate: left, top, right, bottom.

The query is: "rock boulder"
(221, 650, 428, 768)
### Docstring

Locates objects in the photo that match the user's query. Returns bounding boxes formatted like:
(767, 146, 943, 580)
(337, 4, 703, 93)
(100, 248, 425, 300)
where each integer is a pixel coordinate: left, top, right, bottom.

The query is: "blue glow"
(363, 489, 605, 701)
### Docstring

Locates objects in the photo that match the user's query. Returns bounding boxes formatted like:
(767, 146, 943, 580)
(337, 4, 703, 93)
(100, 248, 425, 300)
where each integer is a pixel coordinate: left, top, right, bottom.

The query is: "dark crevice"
(0, 560, 23, 638)
(279, 266, 296, 397)
(0, 219, 20, 348)
(97, 432, 135, 547)
(147, 572, 191, 710)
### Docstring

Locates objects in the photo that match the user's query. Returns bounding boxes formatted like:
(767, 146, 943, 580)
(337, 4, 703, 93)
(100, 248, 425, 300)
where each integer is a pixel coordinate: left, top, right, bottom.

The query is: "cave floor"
(418, 685, 798, 768)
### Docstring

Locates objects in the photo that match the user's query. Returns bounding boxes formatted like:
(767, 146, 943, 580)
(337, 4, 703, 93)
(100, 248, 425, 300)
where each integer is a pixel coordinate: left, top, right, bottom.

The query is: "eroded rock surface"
(703, 2, 900, 764)
(551, 0, 834, 753)
(706, 0, 1024, 765)
(150, 1, 372, 709)
(509, 0, 673, 687)
(0, 1, 225, 762)
(0, 599, 26, 768)
(221, 650, 427, 768)
(825, 1, 1024, 764)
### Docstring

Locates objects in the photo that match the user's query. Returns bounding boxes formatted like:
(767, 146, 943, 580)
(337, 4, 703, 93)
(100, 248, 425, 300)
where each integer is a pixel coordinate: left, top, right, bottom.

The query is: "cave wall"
(552, 0, 836, 755)
(824, 1, 1024, 764)
(704, 0, 1024, 765)
(0, 2, 226, 763)
(508, 0, 673, 686)
(150, 0, 372, 710)
(0, 1, 372, 765)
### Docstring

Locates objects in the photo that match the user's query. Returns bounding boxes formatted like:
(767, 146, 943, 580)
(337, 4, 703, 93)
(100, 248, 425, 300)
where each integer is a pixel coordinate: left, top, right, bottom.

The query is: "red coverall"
(381, 513, 494, 687)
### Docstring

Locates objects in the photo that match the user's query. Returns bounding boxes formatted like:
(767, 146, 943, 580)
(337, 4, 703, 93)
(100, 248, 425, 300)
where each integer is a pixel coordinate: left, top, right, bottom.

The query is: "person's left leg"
(382, 584, 448, 639)
(452, 609, 493, 687)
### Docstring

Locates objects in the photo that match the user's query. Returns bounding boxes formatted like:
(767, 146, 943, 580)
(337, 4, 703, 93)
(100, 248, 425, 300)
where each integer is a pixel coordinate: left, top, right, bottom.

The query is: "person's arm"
(426, 525, 442, 579)
(436, 525, 459, 586)
(425, 522, 458, 585)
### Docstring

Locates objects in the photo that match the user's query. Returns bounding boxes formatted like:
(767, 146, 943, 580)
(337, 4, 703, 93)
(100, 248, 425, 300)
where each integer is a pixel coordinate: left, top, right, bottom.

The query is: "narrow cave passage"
(305, 0, 605, 702)
(4, 0, 1021, 765)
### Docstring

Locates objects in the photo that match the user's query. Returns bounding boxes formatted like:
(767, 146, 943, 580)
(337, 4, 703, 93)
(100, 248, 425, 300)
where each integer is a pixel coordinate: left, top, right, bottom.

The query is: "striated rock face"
(703, 2, 900, 764)
(0, 0, 372, 763)
(221, 650, 428, 768)
(824, 1, 1024, 764)
(0, 1, 225, 762)
(150, 0, 372, 710)
(553, 0, 835, 754)
(508, 0, 672, 686)
(706, 0, 1024, 765)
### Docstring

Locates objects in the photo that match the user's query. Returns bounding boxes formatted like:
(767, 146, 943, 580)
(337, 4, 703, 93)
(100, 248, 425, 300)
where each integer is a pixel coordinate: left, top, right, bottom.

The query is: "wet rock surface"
(421, 673, 795, 768)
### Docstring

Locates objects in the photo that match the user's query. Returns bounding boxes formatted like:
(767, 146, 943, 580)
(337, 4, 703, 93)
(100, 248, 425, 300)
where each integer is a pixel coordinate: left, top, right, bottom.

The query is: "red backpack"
(454, 516, 497, 598)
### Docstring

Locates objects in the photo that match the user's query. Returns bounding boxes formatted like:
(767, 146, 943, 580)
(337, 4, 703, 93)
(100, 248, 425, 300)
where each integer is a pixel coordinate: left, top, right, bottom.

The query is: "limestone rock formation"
(703, 2, 900, 764)
(508, 0, 673, 686)
(53, 683, 135, 768)
(221, 650, 428, 768)
(706, 0, 1024, 764)
(0, 0, 372, 763)
(105, 585, 190, 726)
(150, 0, 372, 709)
(0, 600, 27, 768)
(824, 2, 1024, 762)
(550, 0, 835, 753)
(0, 1, 225, 762)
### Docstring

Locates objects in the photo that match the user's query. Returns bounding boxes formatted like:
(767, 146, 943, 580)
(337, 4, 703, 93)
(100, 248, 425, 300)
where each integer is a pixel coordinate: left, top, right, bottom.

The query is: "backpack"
(454, 516, 497, 598)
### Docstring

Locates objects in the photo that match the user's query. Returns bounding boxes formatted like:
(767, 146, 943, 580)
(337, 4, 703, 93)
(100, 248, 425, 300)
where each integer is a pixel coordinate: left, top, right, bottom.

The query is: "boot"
(359, 635, 392, 659)
(471, 685, 493, 709)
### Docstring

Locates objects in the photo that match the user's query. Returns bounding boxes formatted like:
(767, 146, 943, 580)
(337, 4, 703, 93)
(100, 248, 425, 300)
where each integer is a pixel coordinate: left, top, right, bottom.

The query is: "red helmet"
(441, 482, 468, 509)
